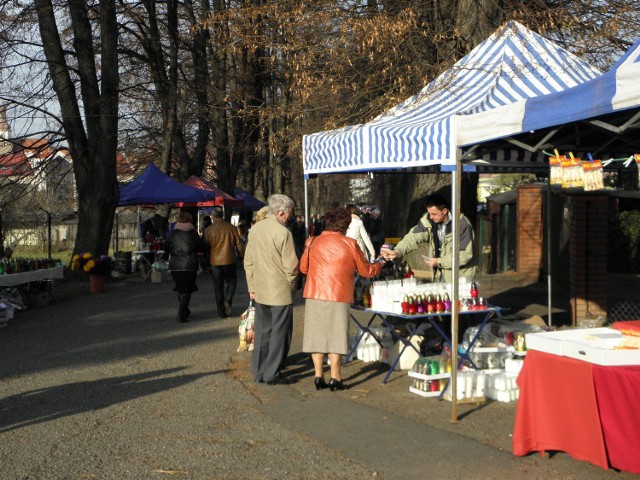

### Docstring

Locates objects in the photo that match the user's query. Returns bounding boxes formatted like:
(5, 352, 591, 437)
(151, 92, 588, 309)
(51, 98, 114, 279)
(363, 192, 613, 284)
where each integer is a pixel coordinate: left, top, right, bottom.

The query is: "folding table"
(133, 250, 165, 281)
(348, 305, 504, 383)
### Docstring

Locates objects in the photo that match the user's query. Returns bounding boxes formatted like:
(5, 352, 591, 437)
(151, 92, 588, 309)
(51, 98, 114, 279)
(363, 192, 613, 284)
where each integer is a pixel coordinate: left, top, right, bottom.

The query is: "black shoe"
(314, 377, 328, 390)
(177, 316, 189, 323)
(328, 378, 346, 391)
(265, 373, 294, 385)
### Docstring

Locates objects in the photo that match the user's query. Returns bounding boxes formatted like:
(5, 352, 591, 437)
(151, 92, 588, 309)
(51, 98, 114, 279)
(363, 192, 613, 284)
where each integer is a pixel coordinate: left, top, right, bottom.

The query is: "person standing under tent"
(382, 193, 477, 283)
(244, 194, 299, 385)
(199, 215, 212, 272)
(300, 207, 383, 391)
(369, 208, 385, 257)
(345, 204, 375, 261)
(204, 208, 244, 318)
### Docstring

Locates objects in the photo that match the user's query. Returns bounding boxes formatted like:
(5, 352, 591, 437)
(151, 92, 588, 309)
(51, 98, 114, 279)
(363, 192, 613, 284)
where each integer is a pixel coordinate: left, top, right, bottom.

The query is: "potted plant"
(71, 253, 113, 293)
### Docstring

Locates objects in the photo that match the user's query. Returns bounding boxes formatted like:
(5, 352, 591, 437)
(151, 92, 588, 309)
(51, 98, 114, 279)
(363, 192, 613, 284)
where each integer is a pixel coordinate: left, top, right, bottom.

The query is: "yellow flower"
(82, 253, 93, 259)
(83, 260, 96, 272)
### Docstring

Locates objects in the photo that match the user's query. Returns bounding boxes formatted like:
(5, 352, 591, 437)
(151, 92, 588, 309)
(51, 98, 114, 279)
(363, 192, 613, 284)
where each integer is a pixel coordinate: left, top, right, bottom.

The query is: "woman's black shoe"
(328, 378, 346, 391)
(314, 377, 328, 390)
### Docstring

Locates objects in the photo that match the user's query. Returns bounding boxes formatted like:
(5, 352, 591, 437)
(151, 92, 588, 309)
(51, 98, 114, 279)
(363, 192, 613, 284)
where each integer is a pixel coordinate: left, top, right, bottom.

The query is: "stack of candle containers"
(484, 371, 520, 402)
(355, 326, 394, 363)
(442, 370, 487, 401)
(368, 277, 487, 314)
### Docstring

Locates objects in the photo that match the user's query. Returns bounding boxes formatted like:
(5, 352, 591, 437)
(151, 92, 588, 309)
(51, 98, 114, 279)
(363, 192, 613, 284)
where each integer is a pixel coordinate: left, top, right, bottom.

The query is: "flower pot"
(89, 274, 105, 294)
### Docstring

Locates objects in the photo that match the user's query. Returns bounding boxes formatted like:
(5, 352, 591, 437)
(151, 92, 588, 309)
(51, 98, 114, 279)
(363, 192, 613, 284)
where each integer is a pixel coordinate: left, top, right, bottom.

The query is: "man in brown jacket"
(204, 208, 244, 318)
(244, 194, 299, 385)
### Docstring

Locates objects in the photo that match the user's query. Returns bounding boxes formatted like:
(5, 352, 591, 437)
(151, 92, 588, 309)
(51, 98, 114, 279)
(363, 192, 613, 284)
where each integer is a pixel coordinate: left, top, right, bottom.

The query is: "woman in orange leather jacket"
(300, 207, 384, 391)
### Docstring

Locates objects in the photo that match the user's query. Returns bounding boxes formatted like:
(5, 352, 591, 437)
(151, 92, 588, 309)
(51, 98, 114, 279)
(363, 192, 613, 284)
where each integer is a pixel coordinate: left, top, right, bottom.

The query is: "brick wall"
(567, 194, 608, 324)
(516, 184, 544, 280)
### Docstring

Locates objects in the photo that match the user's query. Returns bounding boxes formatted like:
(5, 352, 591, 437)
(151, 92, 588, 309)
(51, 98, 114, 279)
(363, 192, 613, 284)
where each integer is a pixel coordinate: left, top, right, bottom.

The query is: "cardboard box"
(526, 328, 640, 366)
(151, 270, 167, 283)
(22, 291, 52, 308)
(525, 329, 581, 356)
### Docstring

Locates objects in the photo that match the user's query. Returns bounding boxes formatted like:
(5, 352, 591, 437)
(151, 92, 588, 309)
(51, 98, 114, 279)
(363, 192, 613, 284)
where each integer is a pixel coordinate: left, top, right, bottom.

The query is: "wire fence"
(1, 208, 143, 262)
(608, 301, 640, 322)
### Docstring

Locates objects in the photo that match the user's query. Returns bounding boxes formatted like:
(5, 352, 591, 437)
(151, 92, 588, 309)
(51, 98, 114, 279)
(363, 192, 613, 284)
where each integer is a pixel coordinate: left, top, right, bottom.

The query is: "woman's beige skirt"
(302, 298, 350, 355)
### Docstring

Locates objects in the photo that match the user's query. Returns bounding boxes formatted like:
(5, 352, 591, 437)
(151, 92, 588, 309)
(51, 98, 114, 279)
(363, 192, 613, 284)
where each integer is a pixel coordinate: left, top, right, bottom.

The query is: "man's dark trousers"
(252, 303, 293, 383)
(210, 264, 237, 317)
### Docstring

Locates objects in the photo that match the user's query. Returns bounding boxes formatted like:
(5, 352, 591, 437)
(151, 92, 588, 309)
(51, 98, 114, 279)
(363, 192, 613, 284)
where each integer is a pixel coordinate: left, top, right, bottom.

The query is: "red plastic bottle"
(470, 281, 479, 299)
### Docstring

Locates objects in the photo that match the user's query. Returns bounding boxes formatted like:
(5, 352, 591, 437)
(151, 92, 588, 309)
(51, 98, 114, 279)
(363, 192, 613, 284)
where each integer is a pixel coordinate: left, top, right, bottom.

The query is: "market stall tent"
(302, 20, 606, 421)
(118, 163, 216, 206)
(303, 21, 601, 175)
(233, 187, 266, 211)
(458, 38, 640, 149)
(175, 176, 244, 208)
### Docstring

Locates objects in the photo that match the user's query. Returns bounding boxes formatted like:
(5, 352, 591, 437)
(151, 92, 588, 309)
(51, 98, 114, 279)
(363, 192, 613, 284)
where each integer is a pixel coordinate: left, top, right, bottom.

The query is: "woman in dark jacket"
(300, 207, 383, 391)
(164, 211, 202, 322)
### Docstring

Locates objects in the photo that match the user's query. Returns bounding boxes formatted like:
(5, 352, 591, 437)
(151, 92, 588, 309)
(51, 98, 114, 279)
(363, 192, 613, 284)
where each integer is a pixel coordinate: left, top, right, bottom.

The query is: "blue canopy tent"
(118, 163, 216, 206)
(233, 187, 267, 211)
(115, 163, 217, 252)
(302, 21, 607, 420)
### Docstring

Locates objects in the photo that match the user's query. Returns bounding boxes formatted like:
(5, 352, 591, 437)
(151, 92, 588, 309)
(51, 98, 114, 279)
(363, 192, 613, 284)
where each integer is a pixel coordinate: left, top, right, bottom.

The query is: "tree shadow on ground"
(0, 367, 224, 433)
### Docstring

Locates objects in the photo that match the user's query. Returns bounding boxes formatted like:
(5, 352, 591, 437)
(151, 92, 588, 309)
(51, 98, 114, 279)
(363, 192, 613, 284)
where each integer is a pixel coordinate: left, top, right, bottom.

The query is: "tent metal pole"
(450, 151, 462, 423)
(547, 178, 553, 326)
(304, 176, 310, 238)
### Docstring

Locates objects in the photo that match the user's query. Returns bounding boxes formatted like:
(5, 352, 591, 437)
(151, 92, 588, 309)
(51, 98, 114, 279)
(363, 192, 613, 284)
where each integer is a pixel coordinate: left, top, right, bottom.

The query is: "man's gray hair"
(267, 194, 294, 215)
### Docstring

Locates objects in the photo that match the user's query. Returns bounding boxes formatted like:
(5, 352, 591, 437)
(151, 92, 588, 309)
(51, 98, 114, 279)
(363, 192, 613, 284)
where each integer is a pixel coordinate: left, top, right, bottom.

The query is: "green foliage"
(609, 210, 640, 273)
(487, 174, 538, 196)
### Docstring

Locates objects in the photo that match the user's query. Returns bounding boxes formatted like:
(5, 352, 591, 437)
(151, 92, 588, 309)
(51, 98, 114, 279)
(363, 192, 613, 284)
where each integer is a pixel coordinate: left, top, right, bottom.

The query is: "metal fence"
(608, 301, 640, 322)
(1, 208, 143, 259)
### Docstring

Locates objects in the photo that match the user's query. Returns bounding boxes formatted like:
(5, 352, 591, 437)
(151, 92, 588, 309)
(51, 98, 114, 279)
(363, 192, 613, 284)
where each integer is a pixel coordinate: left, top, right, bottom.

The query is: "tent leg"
(547, 178, 553, 326)
(304, 176, 310, 238)
(451, 151, 462, 424)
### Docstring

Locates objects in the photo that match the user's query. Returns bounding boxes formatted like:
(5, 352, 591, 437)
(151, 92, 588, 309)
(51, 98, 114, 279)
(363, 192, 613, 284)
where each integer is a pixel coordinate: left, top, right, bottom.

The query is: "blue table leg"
(458, 310, 496, 368)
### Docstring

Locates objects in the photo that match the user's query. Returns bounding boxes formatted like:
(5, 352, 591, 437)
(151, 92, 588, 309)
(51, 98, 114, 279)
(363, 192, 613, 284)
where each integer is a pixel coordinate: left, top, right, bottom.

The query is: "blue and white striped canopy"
(520, 37, 640, 133)
(460, 37, 640, 145)
(303, 21, 601, 175)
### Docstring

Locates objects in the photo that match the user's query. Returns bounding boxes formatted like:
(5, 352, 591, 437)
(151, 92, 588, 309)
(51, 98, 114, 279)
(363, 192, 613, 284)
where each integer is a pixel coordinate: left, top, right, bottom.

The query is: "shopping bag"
(238, 300, 255, 352)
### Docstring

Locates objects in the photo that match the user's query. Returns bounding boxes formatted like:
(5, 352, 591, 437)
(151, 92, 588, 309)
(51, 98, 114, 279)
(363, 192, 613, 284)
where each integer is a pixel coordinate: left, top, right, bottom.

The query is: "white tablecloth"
(0, 265, 64, 287)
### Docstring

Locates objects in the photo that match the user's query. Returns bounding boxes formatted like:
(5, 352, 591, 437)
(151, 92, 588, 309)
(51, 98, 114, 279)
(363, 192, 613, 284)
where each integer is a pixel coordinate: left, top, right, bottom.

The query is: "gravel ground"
(0, 269, 637, 479)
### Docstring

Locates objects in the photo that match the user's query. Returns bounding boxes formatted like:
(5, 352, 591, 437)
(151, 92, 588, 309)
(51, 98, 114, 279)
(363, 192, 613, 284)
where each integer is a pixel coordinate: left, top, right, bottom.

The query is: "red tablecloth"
(513, 349, 640, 473)
(592, 362, 640, 473)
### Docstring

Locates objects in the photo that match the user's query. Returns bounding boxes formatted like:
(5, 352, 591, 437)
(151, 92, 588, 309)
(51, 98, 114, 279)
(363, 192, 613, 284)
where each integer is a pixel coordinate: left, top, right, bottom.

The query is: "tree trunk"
(35, 0, 119, 257)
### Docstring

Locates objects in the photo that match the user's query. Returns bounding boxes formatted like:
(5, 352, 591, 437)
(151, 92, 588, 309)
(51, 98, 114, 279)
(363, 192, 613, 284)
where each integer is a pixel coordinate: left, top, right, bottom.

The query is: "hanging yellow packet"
(561, 152, 584, 188)
(549, 149, 564, 185)
(582, 160, 604, 191)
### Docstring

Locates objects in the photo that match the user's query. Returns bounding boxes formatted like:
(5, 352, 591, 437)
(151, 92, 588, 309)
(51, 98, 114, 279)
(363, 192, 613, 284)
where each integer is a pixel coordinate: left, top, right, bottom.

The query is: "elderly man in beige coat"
(244, 194, 299, 385)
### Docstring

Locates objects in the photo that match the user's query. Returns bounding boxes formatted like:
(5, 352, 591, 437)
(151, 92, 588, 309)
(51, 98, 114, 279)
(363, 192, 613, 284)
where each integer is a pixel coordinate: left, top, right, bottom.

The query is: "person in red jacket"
(300, 207, 384, 391)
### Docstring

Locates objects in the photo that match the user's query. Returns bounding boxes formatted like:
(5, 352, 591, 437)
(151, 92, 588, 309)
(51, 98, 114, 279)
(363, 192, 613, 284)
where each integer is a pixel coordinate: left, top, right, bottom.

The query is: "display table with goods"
(349, 276, 505, 384)
(513, 322, 640, 474)
(0, 260, 65, 326)
(0, 262, 64, 287)
(133, 250, 165, 281)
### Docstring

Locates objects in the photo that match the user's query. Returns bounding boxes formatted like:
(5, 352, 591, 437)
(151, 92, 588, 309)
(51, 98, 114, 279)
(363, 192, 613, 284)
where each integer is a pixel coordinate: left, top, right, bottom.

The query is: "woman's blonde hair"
(255, 206, 269, 222)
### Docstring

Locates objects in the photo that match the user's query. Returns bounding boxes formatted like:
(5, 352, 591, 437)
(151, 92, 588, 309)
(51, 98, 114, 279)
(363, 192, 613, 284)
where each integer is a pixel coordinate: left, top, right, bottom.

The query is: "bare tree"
(33, 0, 119, 257)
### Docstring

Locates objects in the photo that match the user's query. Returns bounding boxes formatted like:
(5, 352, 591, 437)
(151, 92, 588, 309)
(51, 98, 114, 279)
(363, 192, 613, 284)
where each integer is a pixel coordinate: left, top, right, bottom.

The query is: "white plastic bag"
(238, 300, 255, 352)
